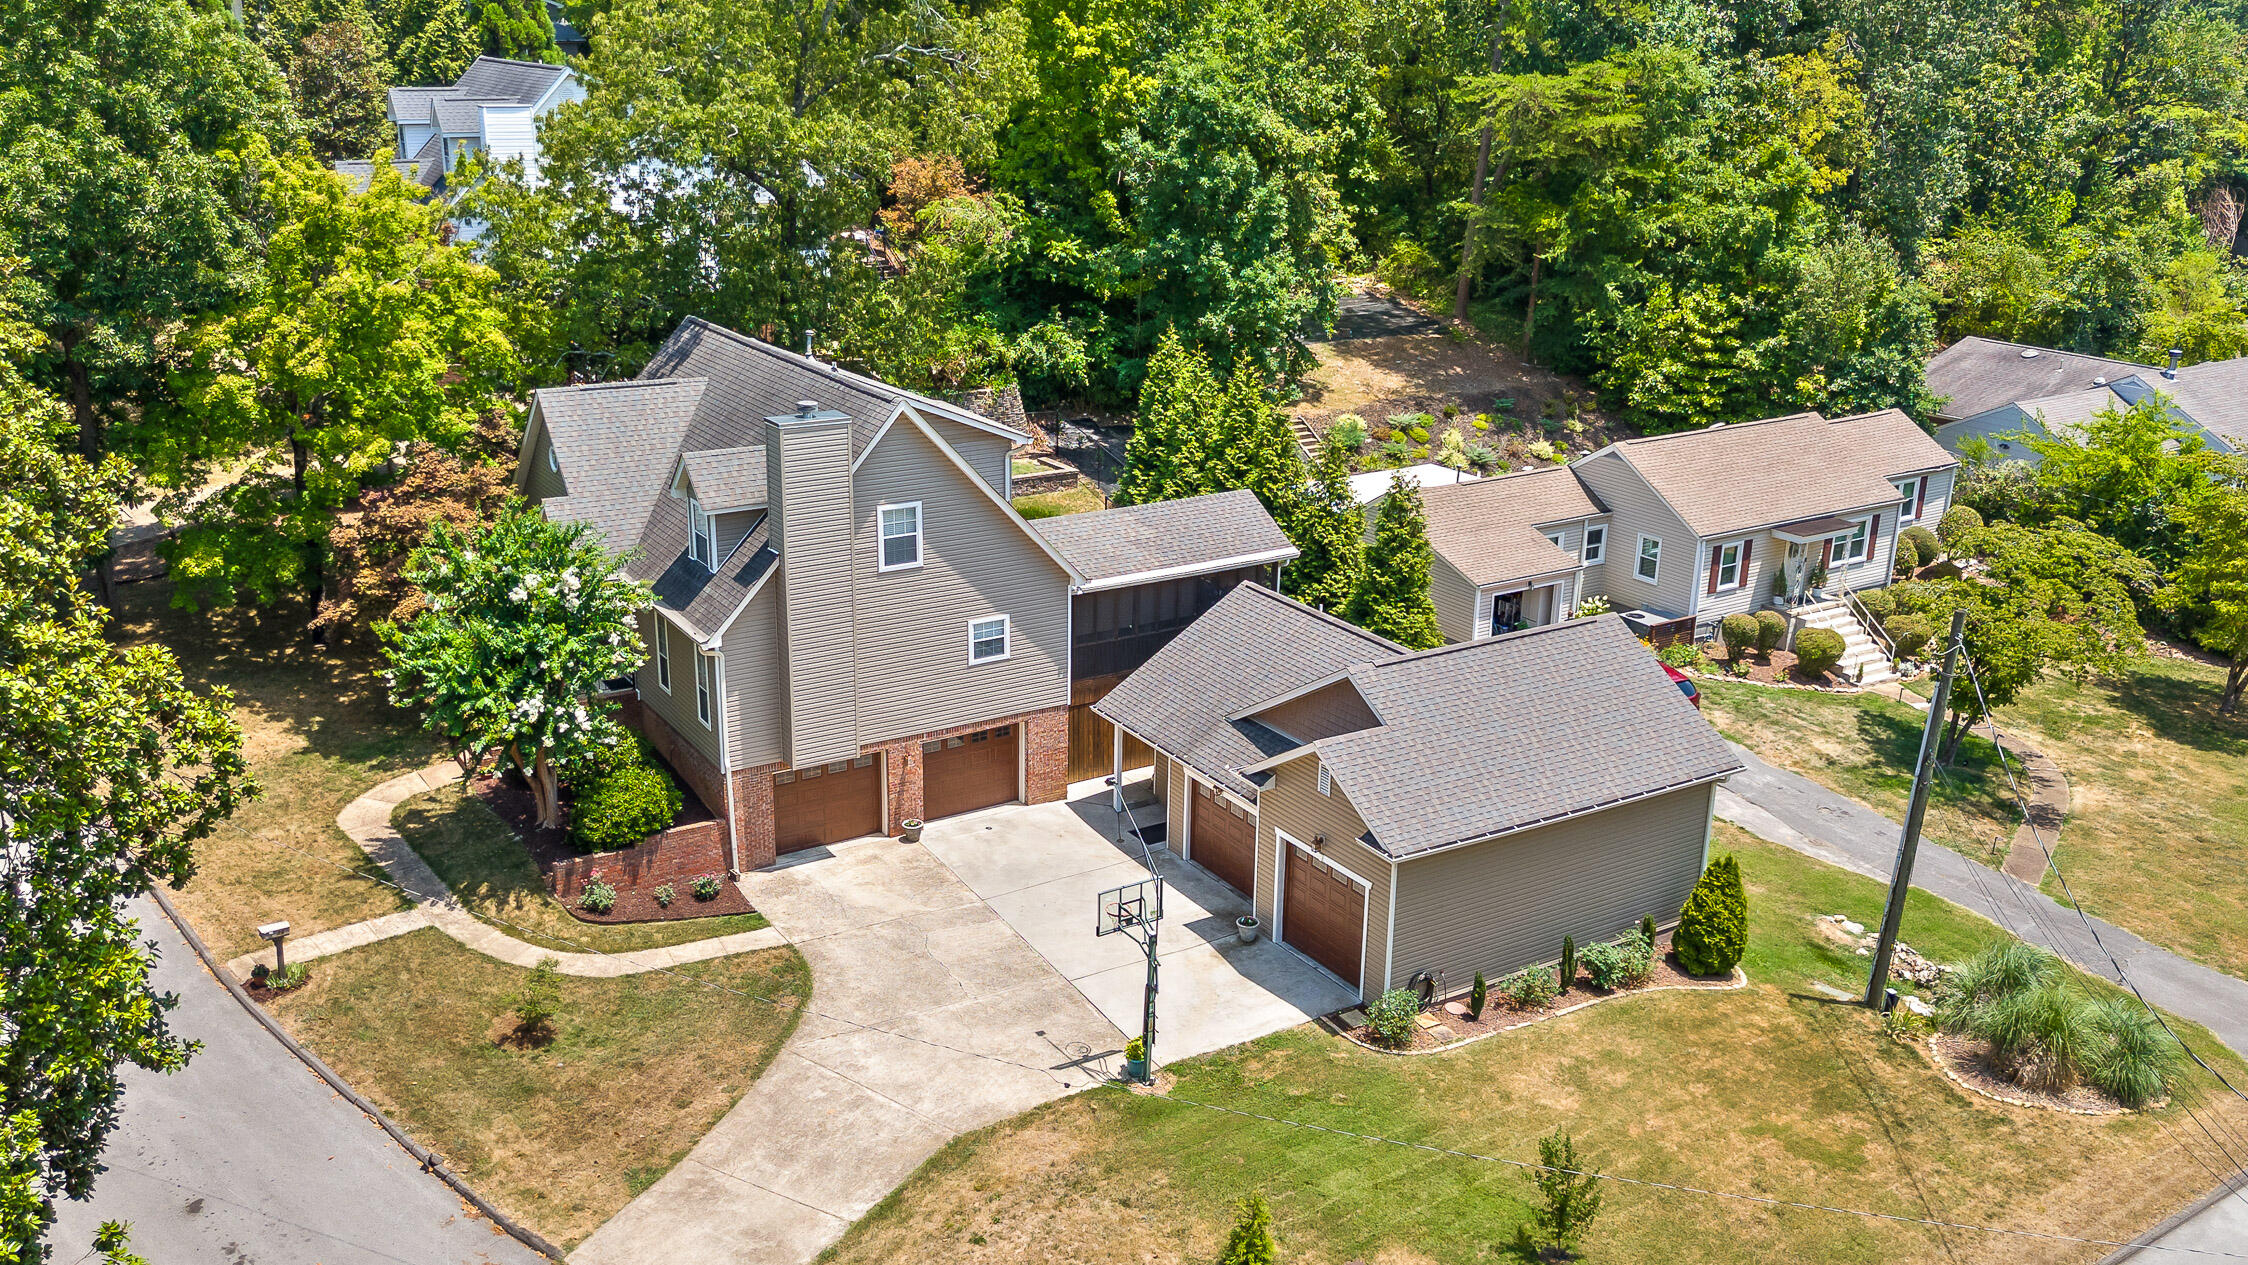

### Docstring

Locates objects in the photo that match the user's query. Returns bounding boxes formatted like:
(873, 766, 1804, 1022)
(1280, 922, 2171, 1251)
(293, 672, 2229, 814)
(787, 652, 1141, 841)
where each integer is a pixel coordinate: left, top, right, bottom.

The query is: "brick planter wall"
(546, 819, 727, 899)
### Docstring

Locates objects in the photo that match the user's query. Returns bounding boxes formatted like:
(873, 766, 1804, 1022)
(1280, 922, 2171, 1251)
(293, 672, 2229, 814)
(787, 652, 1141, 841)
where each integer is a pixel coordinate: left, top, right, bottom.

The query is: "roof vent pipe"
(2167, 348, 2183, 379)
(803, 329, 816, 359)
(2094, 376, 2107, 386)
(797, 400, 818, 416)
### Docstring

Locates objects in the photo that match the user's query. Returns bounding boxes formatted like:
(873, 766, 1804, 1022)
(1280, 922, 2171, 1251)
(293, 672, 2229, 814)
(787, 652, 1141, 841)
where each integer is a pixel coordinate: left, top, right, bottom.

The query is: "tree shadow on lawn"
(1847, 702, 2013, 817)
(2073, 663, 2248, 759)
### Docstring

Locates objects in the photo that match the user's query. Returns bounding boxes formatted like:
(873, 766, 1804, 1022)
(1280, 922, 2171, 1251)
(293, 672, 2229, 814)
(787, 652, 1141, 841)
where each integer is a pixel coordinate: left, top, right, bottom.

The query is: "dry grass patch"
(112, 575, 425, 958)
(1014, 482, 1107, 519)
(395, 783, 768, 953)
(821, 828, 2248, 1265)
(266, 927, 808, 1247)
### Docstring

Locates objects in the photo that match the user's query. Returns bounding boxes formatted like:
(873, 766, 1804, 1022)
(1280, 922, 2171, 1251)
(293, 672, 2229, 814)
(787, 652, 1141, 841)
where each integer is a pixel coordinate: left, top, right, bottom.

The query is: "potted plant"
(900, 818, 923, 843)
(1121, 1036, 1147, 1082)
(1235, 914, 1260, 945)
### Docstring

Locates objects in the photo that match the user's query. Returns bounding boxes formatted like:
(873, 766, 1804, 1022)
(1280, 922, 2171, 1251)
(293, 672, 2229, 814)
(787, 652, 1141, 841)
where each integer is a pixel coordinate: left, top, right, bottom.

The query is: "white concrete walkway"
(288, 763, 786, 984)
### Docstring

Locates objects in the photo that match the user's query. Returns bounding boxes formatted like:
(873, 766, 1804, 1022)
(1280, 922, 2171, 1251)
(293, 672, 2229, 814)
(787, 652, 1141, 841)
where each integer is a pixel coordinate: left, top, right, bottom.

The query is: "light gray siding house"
(1097, 585, 1742, 1001)
(1924, 336, 2243, 461)
(335, 57, 584, 239)
(519, 317, 1294, 872)
(1402, 409, 1957, 682)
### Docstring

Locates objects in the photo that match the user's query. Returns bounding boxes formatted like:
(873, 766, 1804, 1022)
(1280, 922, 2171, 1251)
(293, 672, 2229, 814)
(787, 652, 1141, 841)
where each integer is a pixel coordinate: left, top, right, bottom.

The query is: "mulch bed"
(1925, 1033, 2141, 1115)
(1338, 940, 1740, 1053)
(243, 971, 314, 1003)
(1703, 645, 1840, 687)
(467, 772, 754, 926)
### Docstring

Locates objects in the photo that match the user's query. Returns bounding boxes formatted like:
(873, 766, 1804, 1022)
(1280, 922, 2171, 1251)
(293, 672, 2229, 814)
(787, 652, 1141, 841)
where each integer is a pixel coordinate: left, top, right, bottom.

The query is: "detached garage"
(1096, 584, 1743, 1002)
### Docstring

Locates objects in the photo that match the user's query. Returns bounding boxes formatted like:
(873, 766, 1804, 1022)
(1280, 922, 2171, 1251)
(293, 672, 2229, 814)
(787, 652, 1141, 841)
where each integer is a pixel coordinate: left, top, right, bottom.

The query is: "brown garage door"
(1190, 780, 1256, 897)
(923, 725, 1018, 820)
(1282, 842, 1366, 989)
(774, 755, 883, 853)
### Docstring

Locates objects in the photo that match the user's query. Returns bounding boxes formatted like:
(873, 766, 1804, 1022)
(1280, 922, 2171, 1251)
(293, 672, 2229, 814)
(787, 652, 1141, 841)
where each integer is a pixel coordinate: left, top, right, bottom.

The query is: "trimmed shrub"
(1900, 524, 1940, 568)
(1937, 504, 1983, 550)
(1501, 966, 1557, 1009)
(1581, 931, 1654, 990)
(1367, 987, 1420, 1047)
(569, 763, 683, 852)
(1674, 855, 1747, 976)
(1326, 414, 1369, 452)
(1856, 587, 1895, 625)
(1719, 613, 1760, 657)
(577, 874, 617, 914)
(1469, 972, 1489, 1021)
(1754, 609, 1786, 652)
(1793, 626, 1846, 675)
(1558, 935, 1577, 993)
(564, 728, 658, 794)
(1886, 612, 1934, 660)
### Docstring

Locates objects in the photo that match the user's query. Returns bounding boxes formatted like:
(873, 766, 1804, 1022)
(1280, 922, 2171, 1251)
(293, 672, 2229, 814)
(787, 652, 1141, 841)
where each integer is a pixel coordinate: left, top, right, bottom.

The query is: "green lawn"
(268, 927, 808, 1247)
(819, 826, 2248, 1265)
(115, 578, 421, 959)
(395, 782, 769, 954)
(1703, 656, 2248, 981)
(1013, 482, 1105, 518)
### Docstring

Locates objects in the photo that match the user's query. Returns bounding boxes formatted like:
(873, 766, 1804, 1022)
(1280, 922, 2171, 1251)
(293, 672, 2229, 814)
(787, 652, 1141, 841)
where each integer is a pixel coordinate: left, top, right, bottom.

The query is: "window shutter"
(1707, 544, 1722, 595)
(1916, 476, 1928, 518)
(1866, 514, 1883, 565)
(1738, 537, 1753, 583)
(1820, 539, 1833, 569)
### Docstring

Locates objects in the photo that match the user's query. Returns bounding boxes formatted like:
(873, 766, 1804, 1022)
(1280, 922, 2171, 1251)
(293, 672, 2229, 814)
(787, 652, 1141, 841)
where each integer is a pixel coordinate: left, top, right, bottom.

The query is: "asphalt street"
(45, 900, 543, 1265)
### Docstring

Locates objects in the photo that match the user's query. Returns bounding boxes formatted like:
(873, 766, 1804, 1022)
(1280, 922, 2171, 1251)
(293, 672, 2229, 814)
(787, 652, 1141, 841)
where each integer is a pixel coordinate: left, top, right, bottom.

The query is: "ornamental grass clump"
(1934, 942, 2181, 1104)
(1673, 855, 1747, 976)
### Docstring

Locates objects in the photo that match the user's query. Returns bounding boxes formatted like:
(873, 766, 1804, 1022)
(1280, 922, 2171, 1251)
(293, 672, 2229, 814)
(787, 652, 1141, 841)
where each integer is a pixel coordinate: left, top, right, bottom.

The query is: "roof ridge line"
(1237, 582, 1410, 659)
(1619, 413, 1823, 446)
(1364, 611, 1605, 671)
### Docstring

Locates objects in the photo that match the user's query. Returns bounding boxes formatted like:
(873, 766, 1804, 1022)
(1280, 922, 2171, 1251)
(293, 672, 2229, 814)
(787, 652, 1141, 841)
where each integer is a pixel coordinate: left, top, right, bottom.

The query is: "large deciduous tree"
(0, 0, 293, 463)
(381, 509, 651, 827)
(158, 145, 522, 617)
(2165, 485, 2248, 713)
(2022, 395, 2233, 572)
(1342, 473, 1442, 649)
(0, 305, 250, 1262)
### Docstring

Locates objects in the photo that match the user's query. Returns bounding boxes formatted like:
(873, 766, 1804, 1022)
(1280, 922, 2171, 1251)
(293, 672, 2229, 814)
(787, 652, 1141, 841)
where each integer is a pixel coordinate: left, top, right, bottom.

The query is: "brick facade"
(547, 819, 727, 899)
(627, 697, 1071, 874)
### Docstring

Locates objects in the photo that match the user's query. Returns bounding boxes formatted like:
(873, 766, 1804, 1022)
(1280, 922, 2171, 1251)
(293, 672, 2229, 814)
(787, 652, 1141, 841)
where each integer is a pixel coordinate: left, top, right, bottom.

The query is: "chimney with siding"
(766, 400, 860, 768)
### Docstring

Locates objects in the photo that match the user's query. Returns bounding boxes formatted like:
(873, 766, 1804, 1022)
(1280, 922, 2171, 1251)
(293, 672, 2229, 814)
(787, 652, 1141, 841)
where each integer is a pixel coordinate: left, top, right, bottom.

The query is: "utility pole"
(1866, 606, 1969, 1008)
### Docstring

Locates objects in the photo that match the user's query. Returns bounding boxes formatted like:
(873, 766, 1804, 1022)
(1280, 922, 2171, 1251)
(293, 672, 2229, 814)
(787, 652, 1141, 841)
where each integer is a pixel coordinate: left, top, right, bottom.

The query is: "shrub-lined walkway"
(239, 762, 787, 982)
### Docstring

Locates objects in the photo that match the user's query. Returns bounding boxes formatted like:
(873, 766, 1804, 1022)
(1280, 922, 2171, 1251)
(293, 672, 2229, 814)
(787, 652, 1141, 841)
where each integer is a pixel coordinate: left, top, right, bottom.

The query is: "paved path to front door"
(569, 832, 1123, 1265)
(920, 793, 1360, 1064)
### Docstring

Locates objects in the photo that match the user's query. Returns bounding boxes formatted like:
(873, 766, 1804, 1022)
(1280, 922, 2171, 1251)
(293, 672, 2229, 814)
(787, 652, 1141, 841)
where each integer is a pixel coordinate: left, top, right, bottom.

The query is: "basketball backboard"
(1096, 876, 1164, 937)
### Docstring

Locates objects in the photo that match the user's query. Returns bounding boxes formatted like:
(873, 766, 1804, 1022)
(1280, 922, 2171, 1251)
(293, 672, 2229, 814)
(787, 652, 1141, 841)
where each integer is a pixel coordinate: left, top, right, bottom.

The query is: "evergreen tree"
(1341, 474, 1443, 649)
(1673, 854, 1748, 976)
(1216, 1193, 1278, 1265)
(1282, 434, 1363, 612)
(1116, 327, 1218, 505)
(1211, 353, 1307, 519)
(474, 0, 561, 63)
(375, 0, 480, 85)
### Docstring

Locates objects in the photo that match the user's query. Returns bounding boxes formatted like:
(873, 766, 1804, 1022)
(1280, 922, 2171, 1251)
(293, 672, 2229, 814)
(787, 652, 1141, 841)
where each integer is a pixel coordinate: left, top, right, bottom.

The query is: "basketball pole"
(1139, 919, 1158, 1083)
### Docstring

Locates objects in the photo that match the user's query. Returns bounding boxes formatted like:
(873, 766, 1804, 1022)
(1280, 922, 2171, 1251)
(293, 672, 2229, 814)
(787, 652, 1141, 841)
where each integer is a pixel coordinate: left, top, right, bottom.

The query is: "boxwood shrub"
(1885, 611, 1934, 660)
(1753, 609, 1786, 652)
(570, 763, 683, 852)
(1937, 504, 1983, 550)
(1793, 626, 1846, 675)
(1900, 524, 1941, 570)
(1719, 613, 1760, 657)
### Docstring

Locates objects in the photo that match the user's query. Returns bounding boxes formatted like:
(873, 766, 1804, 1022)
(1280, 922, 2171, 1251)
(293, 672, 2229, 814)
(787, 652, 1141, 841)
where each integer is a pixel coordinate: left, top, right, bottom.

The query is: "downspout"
(714, 647, 740, 874)
(1382, 859, 1399, 995)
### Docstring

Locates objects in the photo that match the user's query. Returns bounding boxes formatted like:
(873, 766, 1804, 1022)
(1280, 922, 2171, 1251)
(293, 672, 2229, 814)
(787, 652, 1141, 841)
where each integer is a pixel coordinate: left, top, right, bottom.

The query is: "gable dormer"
(1234, 674, 1383, 747)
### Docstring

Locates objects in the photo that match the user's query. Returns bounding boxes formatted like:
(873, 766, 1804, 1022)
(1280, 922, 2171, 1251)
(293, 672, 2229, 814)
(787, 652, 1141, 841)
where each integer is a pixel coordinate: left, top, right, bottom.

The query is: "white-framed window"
(1834, 519, 1870, 565)
(1894, 478, 1923, 522)
(546, 444, 558, 472)
(688, 498, 714, 568)
(1582, 524, 1607, 564)
(1635, 534, 1662, 584)
(1714, 540, 1745, 591)
(968, 615, 1010, 664)
(655, 620, 672, 694)
(1544, 530, 1568, 554)
(694, 652, 714, 729)
(878, 502, 922, 571)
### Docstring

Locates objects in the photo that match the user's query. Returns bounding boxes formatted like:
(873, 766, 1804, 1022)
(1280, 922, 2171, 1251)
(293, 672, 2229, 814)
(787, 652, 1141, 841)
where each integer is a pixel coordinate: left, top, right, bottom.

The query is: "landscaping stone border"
(1327, 966, 1748, 1056)
(1922, 1033, 2139, 1117)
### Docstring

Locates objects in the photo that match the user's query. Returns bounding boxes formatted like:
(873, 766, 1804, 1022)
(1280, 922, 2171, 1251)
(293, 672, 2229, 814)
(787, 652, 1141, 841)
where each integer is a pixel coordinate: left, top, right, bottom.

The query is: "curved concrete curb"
(149, 884, 567, 1262)
(261, 762, 791, 984)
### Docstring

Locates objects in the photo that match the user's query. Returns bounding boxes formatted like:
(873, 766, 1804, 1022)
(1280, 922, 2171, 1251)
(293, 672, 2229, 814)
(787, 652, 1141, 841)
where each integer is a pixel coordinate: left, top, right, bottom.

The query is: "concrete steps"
(1289, 414, 1320, 460)
(1794, 599, 1898, 686)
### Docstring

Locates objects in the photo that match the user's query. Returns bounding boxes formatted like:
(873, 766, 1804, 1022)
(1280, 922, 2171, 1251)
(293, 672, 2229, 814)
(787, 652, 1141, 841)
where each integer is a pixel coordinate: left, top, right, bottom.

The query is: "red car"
(1662, 662, 1701, 708)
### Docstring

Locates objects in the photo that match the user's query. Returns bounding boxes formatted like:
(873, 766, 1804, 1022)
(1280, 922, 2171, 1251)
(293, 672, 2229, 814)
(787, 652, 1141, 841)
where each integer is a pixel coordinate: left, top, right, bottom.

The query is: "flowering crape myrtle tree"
(381, 508, 651, 828)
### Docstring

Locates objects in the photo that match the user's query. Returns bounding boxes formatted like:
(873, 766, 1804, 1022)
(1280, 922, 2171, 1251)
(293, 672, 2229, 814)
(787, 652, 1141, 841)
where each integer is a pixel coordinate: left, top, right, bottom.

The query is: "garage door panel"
(924, 725, 1018, 820)
(1282, 843, 1365, 990)
(1189, 781, 1255, 897)
(775, 756, 884, 853)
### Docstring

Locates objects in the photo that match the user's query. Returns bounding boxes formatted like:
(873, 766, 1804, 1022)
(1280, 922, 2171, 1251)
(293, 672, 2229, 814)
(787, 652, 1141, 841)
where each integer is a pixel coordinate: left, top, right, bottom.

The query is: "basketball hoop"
(1096, 876, 1165, 1084)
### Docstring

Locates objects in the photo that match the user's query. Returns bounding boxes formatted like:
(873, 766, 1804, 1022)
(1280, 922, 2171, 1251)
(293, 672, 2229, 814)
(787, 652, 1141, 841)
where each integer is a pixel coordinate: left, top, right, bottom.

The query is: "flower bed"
(471, 772, 752, 925)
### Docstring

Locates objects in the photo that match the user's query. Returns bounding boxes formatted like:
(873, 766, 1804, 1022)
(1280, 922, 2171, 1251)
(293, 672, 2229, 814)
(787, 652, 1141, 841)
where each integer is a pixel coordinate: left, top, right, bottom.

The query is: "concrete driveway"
(920, 789, 1359, 1063)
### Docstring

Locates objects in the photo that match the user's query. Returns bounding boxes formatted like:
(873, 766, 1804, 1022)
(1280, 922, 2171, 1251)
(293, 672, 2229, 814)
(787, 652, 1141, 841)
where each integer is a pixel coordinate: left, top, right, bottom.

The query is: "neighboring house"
(1345, 463, 1479, 505)
(518, 316, 1291, 871)
(334, 56, 583, 228)
(1400, 410, 1957, 667)
(1924, 336, 2244, 460)
(1096, 586, 1743, 1000)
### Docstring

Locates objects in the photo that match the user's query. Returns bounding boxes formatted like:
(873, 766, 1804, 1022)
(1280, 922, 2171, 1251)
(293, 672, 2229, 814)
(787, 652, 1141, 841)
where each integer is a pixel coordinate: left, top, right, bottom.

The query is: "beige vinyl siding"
(522, 426, 567, 503)
(1162, 754, 1190, 856)
(718, 585, 785, 769)
(636, 612, 720, 768)
(1255, 753, 1393, 995)
(714, 509, 761, 561)
(936, 420, 1014, 496)
(850, 418, 1070, 744)
(771, 416, 862, 767)
(1572, 451, 1698, 617)
(1476, 573, 1575, 635)
(1429, 553, 1480, 644)
(1252, 680, 1380, 744)
(1692, 534, 1782, 623)
(1388, 784, 1715, 989)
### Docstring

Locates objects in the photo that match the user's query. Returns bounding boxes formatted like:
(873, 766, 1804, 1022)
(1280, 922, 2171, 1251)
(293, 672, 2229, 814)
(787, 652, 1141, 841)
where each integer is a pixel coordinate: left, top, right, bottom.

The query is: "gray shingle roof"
(1418, 466, 1606, 587)
(1312, 615, 1743, 857)
(2168, 359, 2248, 448)
(678, 446, 767, 510)
(1029, 489, 1296, 587)
(628, 497, 774, 641)
(1093, 585, 1403, 801)
(436, 98, 505, 134)
(450, 56, 571, 104)
(529, 378, 707, 553)
(1925, 336, 2152, 422)
(1603, 409, 1953, 539)
(386, 86, 445, 122)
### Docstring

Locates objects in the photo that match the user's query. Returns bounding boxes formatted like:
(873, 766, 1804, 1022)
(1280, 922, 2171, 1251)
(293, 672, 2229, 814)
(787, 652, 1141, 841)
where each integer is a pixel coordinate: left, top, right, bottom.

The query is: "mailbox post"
(257, 920, 291, 978)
